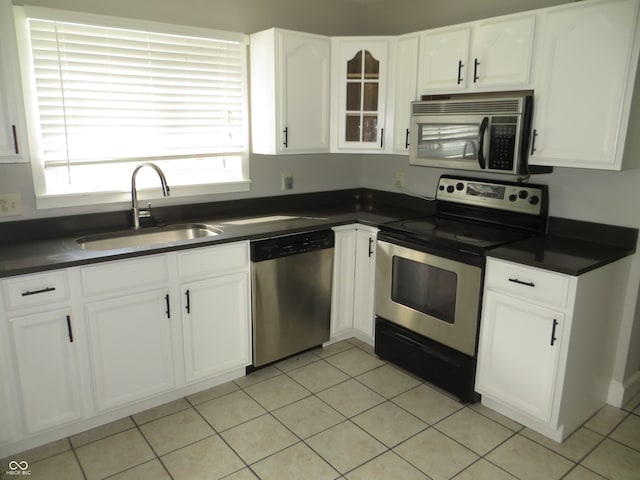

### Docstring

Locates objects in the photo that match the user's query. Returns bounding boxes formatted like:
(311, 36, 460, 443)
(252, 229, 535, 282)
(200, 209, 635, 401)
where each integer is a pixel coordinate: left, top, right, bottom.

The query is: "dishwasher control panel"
(251, 230, 334, 262)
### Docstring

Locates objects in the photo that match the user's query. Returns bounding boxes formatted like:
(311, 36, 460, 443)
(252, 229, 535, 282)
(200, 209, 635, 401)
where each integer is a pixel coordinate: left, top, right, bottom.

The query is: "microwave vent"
(412, 99, 522, 115)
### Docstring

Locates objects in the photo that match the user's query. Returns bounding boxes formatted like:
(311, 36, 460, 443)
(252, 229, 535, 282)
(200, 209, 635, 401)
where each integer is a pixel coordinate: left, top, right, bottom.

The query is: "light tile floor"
(3, 338, 640, 480)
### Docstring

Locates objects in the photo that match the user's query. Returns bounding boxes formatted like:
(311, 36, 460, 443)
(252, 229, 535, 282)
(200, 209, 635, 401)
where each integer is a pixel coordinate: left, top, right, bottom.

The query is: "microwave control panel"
(436, 176, 546, 216)
(488, 117, 517, 171)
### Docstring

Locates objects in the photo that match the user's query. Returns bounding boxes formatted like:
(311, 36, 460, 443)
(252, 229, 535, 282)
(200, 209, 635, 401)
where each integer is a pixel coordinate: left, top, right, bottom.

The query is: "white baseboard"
(608, 370, 640, 407)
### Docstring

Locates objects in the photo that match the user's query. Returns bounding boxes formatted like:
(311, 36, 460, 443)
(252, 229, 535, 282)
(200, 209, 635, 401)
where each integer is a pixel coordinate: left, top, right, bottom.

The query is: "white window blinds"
(26, 15, 246, 169)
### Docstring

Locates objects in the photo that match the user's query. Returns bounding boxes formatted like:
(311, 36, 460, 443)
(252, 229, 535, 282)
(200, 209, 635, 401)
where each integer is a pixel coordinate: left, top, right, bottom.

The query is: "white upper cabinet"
(392, 34, 419, 153)
(529, 0, 640, 170)
(418, 25, 470, 93)
(470, 15, 535, 89)
(418, 13, 535, 94)
(250, 29, 331, 154)
(331, 37, 393, 153)
(0, 0, 28, 162)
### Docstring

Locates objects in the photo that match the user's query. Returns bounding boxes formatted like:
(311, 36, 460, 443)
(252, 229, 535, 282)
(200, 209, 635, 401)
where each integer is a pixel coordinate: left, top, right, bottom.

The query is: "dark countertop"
(0, 189, 636, 278)
(0, 189, 432, 278)
(487, 217, 638, 276)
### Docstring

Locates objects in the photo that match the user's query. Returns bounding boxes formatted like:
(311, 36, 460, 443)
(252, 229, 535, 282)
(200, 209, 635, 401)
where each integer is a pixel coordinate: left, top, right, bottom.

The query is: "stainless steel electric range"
(375, 174, 548, 403)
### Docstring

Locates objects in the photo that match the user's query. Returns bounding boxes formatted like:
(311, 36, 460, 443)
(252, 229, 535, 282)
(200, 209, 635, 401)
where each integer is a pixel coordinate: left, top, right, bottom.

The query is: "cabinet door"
(418, 26, 470, 93)
(330, 227, 357, 338)
(182, 272, 251, 382)
(10, 309, 83, 433)
(530, 0, 640, 169)
(0, 0, 27, 162)
(332, 38, 390, 152)
(352, 228, 378, 341)
(393, 35, 419, 153)
(470, 15, 535, 88)
(86, 290, 175, 411)
(0, 366, 11, 443)
(279, 31, 331, 153)
(476, 291, 564, 424)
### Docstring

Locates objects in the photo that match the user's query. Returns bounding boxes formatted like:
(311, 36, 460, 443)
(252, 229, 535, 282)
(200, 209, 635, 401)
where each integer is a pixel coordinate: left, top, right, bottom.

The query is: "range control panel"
(436, 176, 547, 216)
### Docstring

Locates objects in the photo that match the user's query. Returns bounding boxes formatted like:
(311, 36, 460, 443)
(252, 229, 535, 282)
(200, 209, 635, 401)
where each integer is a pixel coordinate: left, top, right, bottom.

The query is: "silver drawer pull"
(508, 278, 535, 287)
(21, 286, 56, 297)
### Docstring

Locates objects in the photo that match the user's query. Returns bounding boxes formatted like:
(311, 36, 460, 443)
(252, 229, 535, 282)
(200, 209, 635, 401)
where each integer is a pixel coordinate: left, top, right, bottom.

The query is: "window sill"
(35, 180, 251, 210)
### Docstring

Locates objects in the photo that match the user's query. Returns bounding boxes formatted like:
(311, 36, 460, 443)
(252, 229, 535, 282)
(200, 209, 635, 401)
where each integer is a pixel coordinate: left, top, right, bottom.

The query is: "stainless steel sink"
(76, 223, 222, 251)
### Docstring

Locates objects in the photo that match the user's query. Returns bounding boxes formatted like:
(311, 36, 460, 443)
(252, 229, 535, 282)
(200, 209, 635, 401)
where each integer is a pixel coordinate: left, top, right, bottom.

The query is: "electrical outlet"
(395, 171, 405, 188)
(0, 193, 23, 217)
(282, 173, 294, 191)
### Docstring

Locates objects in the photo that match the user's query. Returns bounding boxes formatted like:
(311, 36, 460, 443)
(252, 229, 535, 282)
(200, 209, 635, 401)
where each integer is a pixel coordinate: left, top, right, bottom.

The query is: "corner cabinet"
(417, 12, 535, 94)
(529, 0, 640, 170)
(476, 257, 631, 442)
(330, 224, 378, 344)
(250, 28, 331, 154)
(331, 38, 393, 153)
(178, 242, 251, 383)
(0, 0, 28, 162)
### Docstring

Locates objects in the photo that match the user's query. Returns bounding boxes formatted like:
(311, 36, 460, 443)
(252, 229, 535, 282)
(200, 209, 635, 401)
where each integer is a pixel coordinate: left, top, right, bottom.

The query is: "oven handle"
(478, 116, 488, 170)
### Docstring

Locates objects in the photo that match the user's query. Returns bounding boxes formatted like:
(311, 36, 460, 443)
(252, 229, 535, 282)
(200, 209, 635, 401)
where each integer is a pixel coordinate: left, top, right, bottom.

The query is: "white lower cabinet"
(477, 292, 564, 424)
(0, 242, 252, 457)
(476, 257, 630, 442)
(330, 224, 378, 343)
(10, 310, 83, 434)
(81, 254, 175, 412)
(85, 290, 175, 411)
(0, 374, 11, 445)
(181, 272, 251, 382)
(178, 242, 252, 383)
(2, 269, 84, 437)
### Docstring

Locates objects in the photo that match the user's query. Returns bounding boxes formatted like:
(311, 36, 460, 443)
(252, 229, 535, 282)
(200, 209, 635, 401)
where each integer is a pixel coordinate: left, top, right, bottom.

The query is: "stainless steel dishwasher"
(251, 229, 334, 367)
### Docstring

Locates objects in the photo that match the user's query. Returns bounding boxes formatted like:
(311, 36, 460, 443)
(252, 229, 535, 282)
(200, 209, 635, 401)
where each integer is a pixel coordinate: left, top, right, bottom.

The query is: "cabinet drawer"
(3, 270, 70, 310)
(178, 242, 249, 279)
(81, 255, 169, 297)
(485, 258, 571, 308)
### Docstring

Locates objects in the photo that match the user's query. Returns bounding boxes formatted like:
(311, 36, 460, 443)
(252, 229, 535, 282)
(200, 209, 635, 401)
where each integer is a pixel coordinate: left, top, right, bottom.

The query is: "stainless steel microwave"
(409, 93, 541, 175)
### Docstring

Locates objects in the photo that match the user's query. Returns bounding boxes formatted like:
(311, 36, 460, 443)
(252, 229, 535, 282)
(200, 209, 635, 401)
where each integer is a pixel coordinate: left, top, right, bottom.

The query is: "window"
(14, 6, 249, 208)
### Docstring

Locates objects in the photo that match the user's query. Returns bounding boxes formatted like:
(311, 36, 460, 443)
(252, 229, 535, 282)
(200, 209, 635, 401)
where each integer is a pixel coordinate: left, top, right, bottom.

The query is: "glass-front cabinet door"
(331, 38, 390, 152)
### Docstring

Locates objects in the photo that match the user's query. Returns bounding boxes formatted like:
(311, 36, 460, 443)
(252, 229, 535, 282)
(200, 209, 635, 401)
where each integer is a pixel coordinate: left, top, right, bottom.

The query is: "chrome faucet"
(131, 162, 170, 229)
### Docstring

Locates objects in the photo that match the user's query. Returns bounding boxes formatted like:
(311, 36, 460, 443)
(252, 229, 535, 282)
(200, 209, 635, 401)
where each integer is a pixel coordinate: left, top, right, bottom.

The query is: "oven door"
(375, 239, 482, 356)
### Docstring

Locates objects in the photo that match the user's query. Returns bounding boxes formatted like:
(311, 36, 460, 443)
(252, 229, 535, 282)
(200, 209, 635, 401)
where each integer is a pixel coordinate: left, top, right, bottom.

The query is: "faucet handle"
(139, 202, 152, 219)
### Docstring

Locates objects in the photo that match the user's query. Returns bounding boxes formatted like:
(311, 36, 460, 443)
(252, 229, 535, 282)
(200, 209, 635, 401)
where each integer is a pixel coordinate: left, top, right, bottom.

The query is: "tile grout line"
(7, 339, 640, 479)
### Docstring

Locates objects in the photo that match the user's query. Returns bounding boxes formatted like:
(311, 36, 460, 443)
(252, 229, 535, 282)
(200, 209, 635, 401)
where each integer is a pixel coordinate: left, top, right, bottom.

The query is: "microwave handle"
(478, 116, 489, 169)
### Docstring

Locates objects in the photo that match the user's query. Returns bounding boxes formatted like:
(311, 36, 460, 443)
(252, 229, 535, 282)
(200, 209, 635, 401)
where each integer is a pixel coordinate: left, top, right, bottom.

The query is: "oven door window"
(391, 256, 457, 324)
(416, 123, 480, 161)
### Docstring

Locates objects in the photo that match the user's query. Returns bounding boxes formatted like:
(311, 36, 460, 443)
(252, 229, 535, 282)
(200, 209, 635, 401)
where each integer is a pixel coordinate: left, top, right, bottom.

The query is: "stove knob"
(529, 195, 540, 205)
(509, 194, 518, 202)
(446, 185, 455, 193)
(518, 190, 529, 199)
(439, 185, 445, 191)
(456, 182, 464, 191)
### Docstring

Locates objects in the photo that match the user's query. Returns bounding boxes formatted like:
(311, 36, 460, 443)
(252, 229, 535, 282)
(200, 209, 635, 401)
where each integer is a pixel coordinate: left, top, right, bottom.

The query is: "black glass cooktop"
(383, 215, 535, 254)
